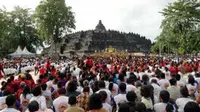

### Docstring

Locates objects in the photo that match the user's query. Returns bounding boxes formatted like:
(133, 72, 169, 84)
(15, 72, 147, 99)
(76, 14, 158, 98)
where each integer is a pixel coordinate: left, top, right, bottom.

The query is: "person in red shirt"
(85, 57, 94, 70)
(45, 58, 51, 71)
(39, 65, 46, 75)
(16, 82, 26, 101)
(169, 62, 178, 75)
(50, 66, 57, 76)
(0, 62, 5, 79)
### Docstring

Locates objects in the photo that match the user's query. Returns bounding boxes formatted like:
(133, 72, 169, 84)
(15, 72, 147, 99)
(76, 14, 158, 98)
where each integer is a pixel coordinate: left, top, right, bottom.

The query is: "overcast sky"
(0, 0, 174, 41)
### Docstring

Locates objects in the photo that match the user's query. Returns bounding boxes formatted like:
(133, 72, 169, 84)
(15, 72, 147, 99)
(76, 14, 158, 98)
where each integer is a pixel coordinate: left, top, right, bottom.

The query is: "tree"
(34, 0, 75, 54)
(9, 6, 43, 53)
(152, 0, 200, 54)
(0, 8, 11, 56)
(0, 7, 43, 57)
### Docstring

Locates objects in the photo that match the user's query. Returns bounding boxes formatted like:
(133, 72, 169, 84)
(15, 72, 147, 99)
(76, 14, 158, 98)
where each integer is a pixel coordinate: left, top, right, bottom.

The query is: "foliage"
(74, 42, 82, 50)
(0, 7, 43, 56)
(152, 0, 200, 54)
(34, 0, 75, 53)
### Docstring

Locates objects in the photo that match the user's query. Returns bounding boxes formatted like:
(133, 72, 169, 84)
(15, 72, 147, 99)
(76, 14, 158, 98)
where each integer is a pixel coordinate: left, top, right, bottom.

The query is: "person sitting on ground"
(151, 79, 161, 98)
(158, 73, 170, 90)
(77, 86, 90, 111)
(176, 86, 193, 112)
(99, 91, 112, 112)
(167, 78, 180, 101)
(20, 86, 33, 112)
(96, 81, 111, 104)
(53, 88, 69, 112)
(30, 86, 47, 111)
(126, 78, 137, 93)
(0, 90, 11, 110)
(26, 101, 39, 112)
(114, 82, 128, 110)
(64, 96, 85, 112)
(118, 103, 130, 112)
(1, 94, 20, 112)
(140, 85, 153, 111)
(184, 102, 200, 112)
(66, 80, 80, 97)
(125, 91, 137, 112)
(88, 93, 108, 112)
(175, 74, 185, 88)
(41, 83, 52, 108)
(135, 102, 147, 112)
(154, 90, 177, 112)
(52, 81, 63, 100)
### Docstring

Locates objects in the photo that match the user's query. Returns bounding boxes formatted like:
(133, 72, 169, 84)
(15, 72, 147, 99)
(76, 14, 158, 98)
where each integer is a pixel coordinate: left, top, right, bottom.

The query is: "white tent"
(9, 46, 24, 57)
(9, 46, 35, 57)
(22, 47, 35, 57)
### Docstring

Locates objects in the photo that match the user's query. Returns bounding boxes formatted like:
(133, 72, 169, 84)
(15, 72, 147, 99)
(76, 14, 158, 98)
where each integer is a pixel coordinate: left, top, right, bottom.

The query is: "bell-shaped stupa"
(95, 20, 106, 33)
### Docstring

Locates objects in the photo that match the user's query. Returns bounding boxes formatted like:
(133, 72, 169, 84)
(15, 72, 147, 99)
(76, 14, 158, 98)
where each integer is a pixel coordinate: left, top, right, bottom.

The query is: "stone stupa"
(95, 20, 106, 33)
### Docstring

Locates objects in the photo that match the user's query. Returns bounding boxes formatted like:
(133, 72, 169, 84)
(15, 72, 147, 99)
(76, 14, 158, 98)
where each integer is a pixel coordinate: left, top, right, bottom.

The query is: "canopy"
(22, 47, 35, 56)
(9, 46, 23, 57)
(9, 46, 35, 57)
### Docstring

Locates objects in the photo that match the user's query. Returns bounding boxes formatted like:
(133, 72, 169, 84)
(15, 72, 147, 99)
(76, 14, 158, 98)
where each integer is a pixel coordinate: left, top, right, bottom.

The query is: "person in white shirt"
(41, 84, 52, 108)
(126, 78, 137, 93)
(114, 83, 128, 109)
(96, 81, 112, 103)
(194, 73, 200, 84)
(176, 86, 194, 112)
(46, 76, 54, 90)
(26, 100, 53, 112)
(0, 95, 20, 112)
(53, 88, 69, 112)
(80, 80, 93, 95)
(176, 74, 186, 88)
(52, 78, 59, 91)
(99, 91, 112, 112)
(158, 73, 170, 90)
(71, 66, 82, 79)
(0, 90, 11, 110)
(30, 86, 47, 111)
(187, 75, 198, 98)
(106, 77, 119, 96)
(139, 71, 145, 80)
(154, 90, 177, 112)
(20, 86, 33, 112)
(151, 79, 161, 97)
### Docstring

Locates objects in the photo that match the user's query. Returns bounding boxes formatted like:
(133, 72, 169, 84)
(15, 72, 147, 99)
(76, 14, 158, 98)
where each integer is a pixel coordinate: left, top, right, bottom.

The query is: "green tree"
(9, 6, 43, 53)
(152, 0, 200, 54)
(34, 0, 75, 54)
(0, 7, 43, 57)
(0, 8, 11, 56)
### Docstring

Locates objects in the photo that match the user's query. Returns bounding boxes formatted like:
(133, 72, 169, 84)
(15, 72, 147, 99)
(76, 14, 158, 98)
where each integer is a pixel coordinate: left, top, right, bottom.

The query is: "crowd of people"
(0, 55, 200, 112)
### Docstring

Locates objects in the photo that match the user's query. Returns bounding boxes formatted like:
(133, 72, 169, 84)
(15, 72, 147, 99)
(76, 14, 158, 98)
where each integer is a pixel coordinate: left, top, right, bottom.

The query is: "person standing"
(0, 61, 5, 79)
(45, 57, 51, 72)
